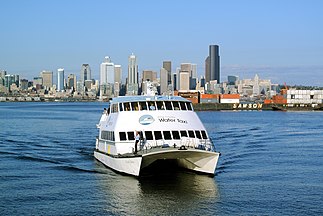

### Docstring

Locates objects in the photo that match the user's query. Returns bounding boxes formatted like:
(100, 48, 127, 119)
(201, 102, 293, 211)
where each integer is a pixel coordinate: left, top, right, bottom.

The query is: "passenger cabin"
(97, 96, 214, 155)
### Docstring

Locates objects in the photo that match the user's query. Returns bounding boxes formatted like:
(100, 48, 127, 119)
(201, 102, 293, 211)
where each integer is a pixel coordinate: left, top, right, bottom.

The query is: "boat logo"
(139, 115, 155, 125)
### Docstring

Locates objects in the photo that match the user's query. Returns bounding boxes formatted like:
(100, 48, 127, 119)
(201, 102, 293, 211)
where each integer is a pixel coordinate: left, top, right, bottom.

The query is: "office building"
(205, 45, 220, 83)
(142, 70, 157, 82)
(57, 68, 64, 91)
(4, 74, 15, 90)
(172, 73, 177, 91)
(126, 53, 138, 95)
(33, 77, 43, 88)
(80, 64, 91, 85)
(114, 65, 122, 84)
(179, 71, 190, 91)
(160, 68, 168, 95)
(228, 75, 239, 85)
(100, 56, 115, 85)
(162, 61, 171, 85)
(40, 70, 53, 89)
(19, 79, 28, 90)
(178, 63, 191, 91)
(67, 74, 77, 89)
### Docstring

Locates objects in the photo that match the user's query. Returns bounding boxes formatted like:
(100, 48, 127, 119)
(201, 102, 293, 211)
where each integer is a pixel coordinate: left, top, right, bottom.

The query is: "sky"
(1, 0, 323, 86)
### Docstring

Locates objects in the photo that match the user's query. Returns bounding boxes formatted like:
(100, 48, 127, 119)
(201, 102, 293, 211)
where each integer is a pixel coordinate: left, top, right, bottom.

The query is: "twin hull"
(94, 148, 220, 176)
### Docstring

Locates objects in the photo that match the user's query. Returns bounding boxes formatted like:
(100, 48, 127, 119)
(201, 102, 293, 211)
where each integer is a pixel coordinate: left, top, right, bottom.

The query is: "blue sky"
(1, 0, 323, 86)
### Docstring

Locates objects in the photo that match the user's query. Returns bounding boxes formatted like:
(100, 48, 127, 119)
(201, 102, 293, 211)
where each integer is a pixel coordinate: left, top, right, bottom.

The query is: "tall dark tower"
(163, 61, 172, 85)
(209, 45, 220, 83)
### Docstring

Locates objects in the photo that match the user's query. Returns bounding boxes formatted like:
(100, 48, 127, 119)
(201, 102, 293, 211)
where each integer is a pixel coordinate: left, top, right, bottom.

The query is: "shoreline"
(1, 97, 322, 111)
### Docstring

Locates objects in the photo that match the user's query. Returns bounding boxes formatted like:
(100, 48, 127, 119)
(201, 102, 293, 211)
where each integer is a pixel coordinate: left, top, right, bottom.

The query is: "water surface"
(0, 103, 322, 215)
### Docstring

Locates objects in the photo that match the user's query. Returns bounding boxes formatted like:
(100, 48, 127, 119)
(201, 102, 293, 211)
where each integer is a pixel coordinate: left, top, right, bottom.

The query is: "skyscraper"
(100, 56, 115, 85)
(114, 65, 122, 84)
(67, 74, 77, 89)
(142, 70, 157, 82)
(80, 64, 91, 84)
(127, 53, 138, 95)
(100, 56, 115, 98)
(162, 61, 171, 85)
(160, 68, 168, 95)
(205, 45, 220, 83)
(57, 68, 64, 91)
(40, 70, 53, 89)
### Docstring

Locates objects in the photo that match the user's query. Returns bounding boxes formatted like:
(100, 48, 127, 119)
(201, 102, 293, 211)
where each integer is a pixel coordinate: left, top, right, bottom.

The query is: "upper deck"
(107, 95, 194, 113)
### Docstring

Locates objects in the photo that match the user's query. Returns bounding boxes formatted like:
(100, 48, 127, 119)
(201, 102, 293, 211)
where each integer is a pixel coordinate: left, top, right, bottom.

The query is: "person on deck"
(134, 131, 140, 154)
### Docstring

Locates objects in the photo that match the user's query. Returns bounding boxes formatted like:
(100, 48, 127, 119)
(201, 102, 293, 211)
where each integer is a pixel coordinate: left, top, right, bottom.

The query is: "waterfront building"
(179, 71, 190, 91)
(67, 74, 77, 89)
(160, 68, 168, 95)
(179, 63, 191, 91)
(205, 45, 220, 83)
(4, 74, 15, 91)
(57, 68, 65, 92)
(172, 73, 177, 91)
(76, 80, 83, 93)
(200, 76, 206, 88)
(253, 74, 260, 96)
(80, 64, 91, 85)
(40, 70, 53, 89)
(84, 80, 92, 91)
(19, 79, 29, 90)
(162, 61, 172, 85)
(100, 57, 115, 85)
(205, 56, 210, 83)
(0, 70, 6, 89)
(100, 56, 115, 98)
(228, 75, 239, 85)
(114, 65, 122, 97)
(126, 53, 138, 95)
(33, 76, 43, 89)
(175, 67, 180, 90)
(142, 70, 157, 82)
(114, 65, 122, 84)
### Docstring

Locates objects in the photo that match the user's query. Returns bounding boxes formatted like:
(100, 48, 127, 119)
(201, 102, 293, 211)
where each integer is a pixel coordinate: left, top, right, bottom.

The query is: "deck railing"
(139, 137, 216, 154)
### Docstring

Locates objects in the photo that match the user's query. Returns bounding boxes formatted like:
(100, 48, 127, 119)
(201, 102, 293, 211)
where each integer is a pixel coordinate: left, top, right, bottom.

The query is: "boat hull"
(95, 148, 220, 176)
(94, 150, 142, 176)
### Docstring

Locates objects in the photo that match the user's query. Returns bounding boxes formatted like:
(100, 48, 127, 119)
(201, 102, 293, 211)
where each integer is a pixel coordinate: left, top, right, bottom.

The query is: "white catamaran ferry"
(95, 92, 220, 176)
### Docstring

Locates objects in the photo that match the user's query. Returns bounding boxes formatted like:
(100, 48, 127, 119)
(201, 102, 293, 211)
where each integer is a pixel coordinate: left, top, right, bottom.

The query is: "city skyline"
(1, 0, 323, 86)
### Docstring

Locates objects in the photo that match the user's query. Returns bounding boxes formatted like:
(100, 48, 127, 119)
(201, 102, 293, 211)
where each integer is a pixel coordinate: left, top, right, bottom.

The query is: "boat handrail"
(140, 137, 216, 154)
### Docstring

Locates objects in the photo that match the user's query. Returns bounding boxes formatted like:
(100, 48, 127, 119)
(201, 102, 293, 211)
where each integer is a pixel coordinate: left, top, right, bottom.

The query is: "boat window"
(119, 132, 127, 141)
(163, 131, 172, 140)
(164, 101, 172, 110)
(156, 101, 164, 110)
(144, 131, 154, 140)
(139, 101, 148, 110)
(195, 130, 202, 139)
(179, 102, 187, 110)
(131, 102, 139, 111)
(112, 104, 117, 113)
(101, 131, 114, 141)
(154, 131, 163, 140)
(119, 103, 123, 112)
(180, 130, 188, 137)
(201, 130, 208, 139)
(124, 102, 131, 111)
(127, 131, 135, 140)
(186, 102, 193, 111)
(188, 130, 195, 138)
(172, 131, 180, 140)
(148, 101, 156, 110)
(101, 131, 108, 140)
(173, 101, 180, 110)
